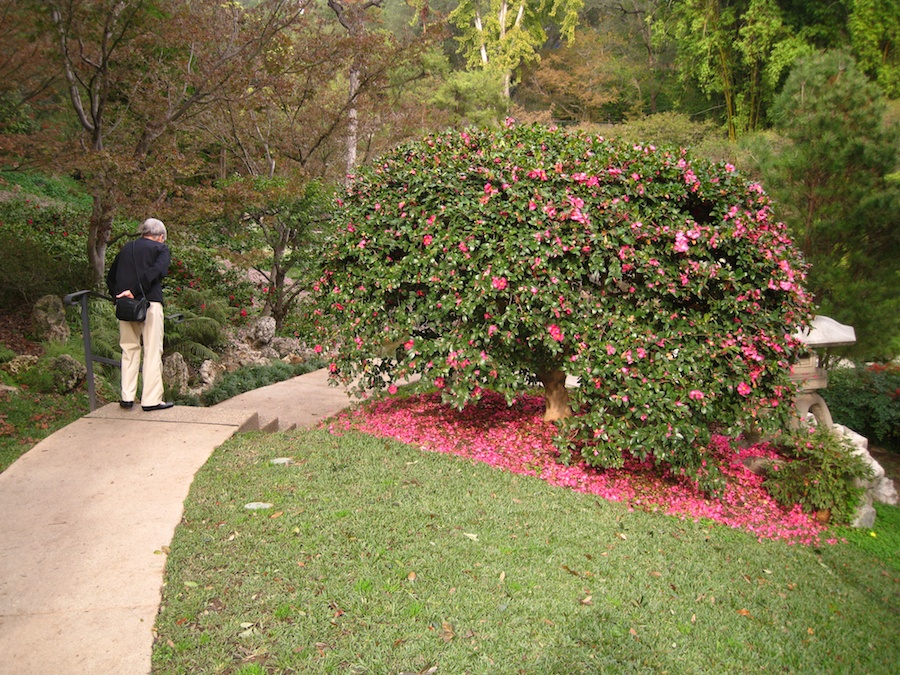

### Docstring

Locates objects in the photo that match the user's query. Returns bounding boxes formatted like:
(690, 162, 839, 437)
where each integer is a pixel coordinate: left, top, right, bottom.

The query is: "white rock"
(872, 477, 898, 506)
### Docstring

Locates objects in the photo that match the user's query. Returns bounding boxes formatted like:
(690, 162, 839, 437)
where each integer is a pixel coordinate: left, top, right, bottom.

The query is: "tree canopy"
(314, 123, 813, 491)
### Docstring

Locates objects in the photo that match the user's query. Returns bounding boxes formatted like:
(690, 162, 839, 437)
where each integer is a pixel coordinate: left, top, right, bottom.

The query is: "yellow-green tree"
(448, 0, 582, 99)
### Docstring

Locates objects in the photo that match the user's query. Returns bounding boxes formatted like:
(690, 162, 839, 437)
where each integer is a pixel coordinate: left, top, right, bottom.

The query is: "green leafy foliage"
(313, 123, 813, 492)
(765, 427, 874, 524)
(166, 245, 260, 323)
(0, 195, 92, 308)
(163, 288, 230, 367)
(229, 178, 334, 332)
(822, 364, 900, 452)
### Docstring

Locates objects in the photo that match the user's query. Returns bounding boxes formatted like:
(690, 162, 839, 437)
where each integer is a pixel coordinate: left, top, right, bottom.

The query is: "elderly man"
(106, 217, 173, 411)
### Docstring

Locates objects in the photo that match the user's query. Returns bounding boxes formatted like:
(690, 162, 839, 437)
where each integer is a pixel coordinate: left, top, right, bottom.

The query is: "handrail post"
(65, 289, 120, 412)
(78, 293, 98, 411)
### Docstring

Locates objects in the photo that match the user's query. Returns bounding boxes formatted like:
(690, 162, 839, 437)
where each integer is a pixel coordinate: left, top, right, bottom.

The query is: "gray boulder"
(31, 295, 70, 343)
(163, 352, 189, 394)
(246, 317, 276, 348)
(48, 354, 86, 393)
(2, 355, 38, 376)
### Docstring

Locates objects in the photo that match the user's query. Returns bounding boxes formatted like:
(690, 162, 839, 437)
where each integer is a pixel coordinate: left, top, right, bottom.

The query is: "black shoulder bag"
(114, 242, 149, 322)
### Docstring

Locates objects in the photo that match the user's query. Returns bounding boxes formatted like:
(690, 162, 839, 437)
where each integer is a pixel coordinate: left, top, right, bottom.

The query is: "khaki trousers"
(119, 302, 165, 406)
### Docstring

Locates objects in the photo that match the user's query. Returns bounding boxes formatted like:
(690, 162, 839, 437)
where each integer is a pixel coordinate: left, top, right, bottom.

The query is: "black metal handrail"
(64, 290, 120, 411)
(64, 290, 183, 411)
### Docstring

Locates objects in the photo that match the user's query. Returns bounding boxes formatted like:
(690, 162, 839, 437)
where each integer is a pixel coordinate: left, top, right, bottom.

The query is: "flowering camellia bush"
(313, 123, 813, 491)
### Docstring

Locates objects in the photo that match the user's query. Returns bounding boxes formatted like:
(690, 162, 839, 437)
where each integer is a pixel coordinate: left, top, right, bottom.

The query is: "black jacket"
(106, 237, 171, 304)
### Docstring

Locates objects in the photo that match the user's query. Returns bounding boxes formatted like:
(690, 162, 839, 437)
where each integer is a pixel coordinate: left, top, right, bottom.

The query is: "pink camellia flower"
(548, 324, 564, 342)
(491, 276, 508, 290)
(388, 385, 398, 395)
(423, 234, 433, 246)
(606, 344, 616, 356)
(314, 344, 323, 354)
(434, 377, 446, 389)
(488, 325, 498, 337)
(674, 231, 689, 253)
(689, 390, 704, 400)
(737, 382, 752, 396)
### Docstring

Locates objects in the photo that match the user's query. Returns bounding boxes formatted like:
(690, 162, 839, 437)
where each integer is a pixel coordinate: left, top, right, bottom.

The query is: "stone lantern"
(790, 315, 856, 429)
(791, 316, 897, 526)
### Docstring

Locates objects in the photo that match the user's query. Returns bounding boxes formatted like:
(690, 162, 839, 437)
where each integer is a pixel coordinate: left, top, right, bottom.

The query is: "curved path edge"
(0, 368, 353, 675)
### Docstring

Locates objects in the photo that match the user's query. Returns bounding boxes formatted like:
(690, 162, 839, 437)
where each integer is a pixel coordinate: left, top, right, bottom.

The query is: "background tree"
(313, 123, 812, 491)
(212, 177, 331, 332)
(12, 0, 307, 284)
(0, 0, 57, 139)
(516, 27, 629, 123)
(847, 0, 900, 97)
(449, 0, 583, 99)
(666, 0, 811, 139)
(179, 1, 438, 328)
(763, 50, 900, 361)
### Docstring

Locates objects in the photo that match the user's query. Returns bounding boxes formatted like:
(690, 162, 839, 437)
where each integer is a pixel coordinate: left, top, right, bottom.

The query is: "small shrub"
(166, 245, 261, 322)
(164, 289, 229, 366)
(765, 426, 874, 524)
(0, 196, 92, 308)
(820, 364, 900, 452)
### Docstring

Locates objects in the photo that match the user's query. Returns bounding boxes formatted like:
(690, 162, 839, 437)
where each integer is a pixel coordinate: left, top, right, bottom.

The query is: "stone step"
(234, 412, 297, 434)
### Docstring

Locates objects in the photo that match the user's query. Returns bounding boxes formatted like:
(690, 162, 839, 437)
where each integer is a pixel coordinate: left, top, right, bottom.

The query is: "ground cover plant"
(152, 428, 900, 674)
(313, 123, 813, 493)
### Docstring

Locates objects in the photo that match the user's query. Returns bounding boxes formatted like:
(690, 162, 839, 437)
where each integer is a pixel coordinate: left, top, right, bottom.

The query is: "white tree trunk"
(346, 65, 359, 179)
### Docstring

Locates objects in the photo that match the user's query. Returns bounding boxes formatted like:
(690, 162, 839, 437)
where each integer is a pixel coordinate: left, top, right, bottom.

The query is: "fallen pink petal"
(328, 390, 829, 546)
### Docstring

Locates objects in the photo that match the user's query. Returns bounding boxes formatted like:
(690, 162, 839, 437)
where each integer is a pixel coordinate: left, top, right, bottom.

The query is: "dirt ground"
(0, 307, 44, 356)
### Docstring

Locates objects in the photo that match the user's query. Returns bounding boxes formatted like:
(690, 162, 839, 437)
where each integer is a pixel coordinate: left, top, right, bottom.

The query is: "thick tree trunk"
(88, 193, 114, 287)
(537, 369, 572, 421)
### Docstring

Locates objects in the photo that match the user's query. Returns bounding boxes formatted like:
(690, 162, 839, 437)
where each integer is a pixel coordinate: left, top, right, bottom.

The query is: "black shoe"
(120, 401, 134, 409)
(142, 402, 174, 411)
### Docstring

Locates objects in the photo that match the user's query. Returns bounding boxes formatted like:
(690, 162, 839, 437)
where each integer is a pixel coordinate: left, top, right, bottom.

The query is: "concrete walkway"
(0, 369, 353, 675)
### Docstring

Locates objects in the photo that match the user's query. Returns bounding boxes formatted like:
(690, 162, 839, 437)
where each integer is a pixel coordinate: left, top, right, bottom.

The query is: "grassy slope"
(153, 429, 899, 675)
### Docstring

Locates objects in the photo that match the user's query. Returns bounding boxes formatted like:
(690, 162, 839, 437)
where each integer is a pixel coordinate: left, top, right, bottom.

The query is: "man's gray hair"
(139, 217, 167, 241)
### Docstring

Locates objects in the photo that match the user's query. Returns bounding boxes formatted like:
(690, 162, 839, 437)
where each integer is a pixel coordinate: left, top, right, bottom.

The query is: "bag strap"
(132, 240, 146, 299)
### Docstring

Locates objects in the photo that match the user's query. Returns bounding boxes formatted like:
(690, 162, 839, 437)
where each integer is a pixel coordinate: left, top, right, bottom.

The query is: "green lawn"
(153, 429, 900, 674)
